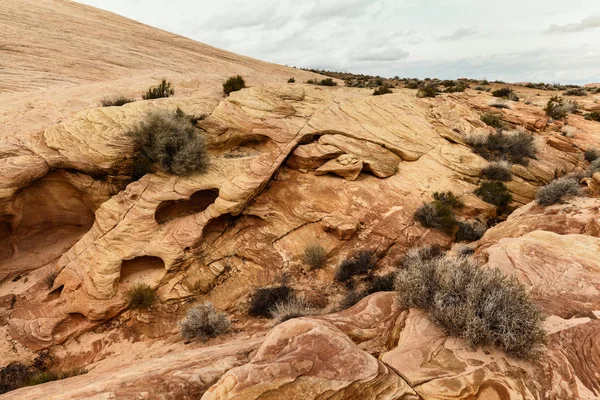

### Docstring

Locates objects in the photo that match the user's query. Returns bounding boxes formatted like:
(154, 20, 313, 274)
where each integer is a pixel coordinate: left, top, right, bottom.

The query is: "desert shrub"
(455, 221, 487, 242)
(395, 255, 546, 358)
(130, 154, 154, 180)
(457, 246, 475, 257)
(536, 177, 580, 206)
(180, 302, 230, 341)
(223, 75, 246, 95)
(563, 87, 586, 96)
(545, 96, 576, 119)
(444, 82, 467, 93)
(319, 78, 337, 86)
(413, 201, 457, 234)
(481, 161, 512, 181)
(44, 271, 58, 289)
(480, 112, 504, 129)
(334, 250, 376, 286)
(487, 98, 512, 109)
(101, 96, 135, 107)
(288, 77, 295, 83)
(142, 79, 174, 99)
(271, 298, 320, 323)
(366, 272, 396, 293)
(373, 85, 392, 96)
(433, 191, 464, 209)
(248, 285, 294, 318)
(590, 159, 600, 175)
(585, 111, 600, 122)
(0, 362, 32, 394)
(27, 368, 87, 386)
(474, 181, 512, 212)
(405, 80, 420, 89)
(400, 245, 444, 270)
(126, 283, 156, 309)
(128, 109, 208, 176)
(417, 82, 438, 98)
(174, 107, 206, 125)
(303, 245, 327, 270)
(492, 87, 515, 99)
(584, 148, 600, 163)
(466, 130, 536, 166)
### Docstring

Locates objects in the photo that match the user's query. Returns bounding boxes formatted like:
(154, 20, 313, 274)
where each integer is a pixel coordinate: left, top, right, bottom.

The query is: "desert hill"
(1, 1, 600, 399)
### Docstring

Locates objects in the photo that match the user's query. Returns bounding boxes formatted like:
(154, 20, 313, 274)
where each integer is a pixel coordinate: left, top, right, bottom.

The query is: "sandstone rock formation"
(2, 0, 600, 399)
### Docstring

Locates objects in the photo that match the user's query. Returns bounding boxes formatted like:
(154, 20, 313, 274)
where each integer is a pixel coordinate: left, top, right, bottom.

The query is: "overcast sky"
(76, 0, 600, 84)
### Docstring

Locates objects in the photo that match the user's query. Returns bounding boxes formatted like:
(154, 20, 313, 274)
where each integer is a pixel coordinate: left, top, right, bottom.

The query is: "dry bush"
(480, 112, 504, 128)
(128, 109, 208, 177)
(585, 111, 600, 122)
(27, 369, 87, 386)
(395, 254, 546, 358)
(584, 148, 599, 163)
(545, 96, 576, 119)
(339, 290, 369, 309)
(271, 297, 321, 323)
(466, 129, 536, 166)
(303, 245, 327, 270)
(101, 96, 135, 107)
(456, 221, 487, 242)
(142, 79, 174, 99)
(334, 250, 376, 287)
(413, 201, 457, 234)
(126, 283, 156, 309)
(288, 77, 295, 83)
(223, 75, 246, 95)
(373, 85, 392, 95)
(248, 285, 294, 318)
(181, 302, 230, 341)
(481, 161, 512, 181)
(536, 177, 580, 206)
(590, 159, 600, 175)
(492, 87, 518, 101)
(563, 87, 586, 96)
(474, 181, 512, 212)
(417, 82, 438, 98)
(433, 191, 464, 209)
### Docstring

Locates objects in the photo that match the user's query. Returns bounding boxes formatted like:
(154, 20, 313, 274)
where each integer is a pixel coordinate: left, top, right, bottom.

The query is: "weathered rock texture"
(2, 0, 600, 399)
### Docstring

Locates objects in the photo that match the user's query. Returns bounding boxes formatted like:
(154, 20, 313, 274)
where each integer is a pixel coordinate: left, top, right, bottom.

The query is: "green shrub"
(413, 201, 457, 234)
(180, 302, 230, 341)
(417, 82, 438, 98)
(481, 161, 512, 181)
(128, 109, 208, 176)
(319, 78, 337, 86)
(101, 96, 135, 107)
(444, 82, 467, 93)
(373, 86, 392, 96)
(475, 181, 512, 212)
(492, 87, 513, 98)
(544, 96, 576, 119)
(142, 79, 174, 99)
(466, 130, 536, 166)
(334, 250, 376, 286)
(126, 283, 156, 309)
(563, 87, 586, 96)
(433, 191, 464, 209)
(303, 245, 327, 270)
(585, 148, 600, 163)
(395, 254, 546, 358)
(480, 112, 504, 129)
(223, 75, 246, 95)
(584, 111, 600, 122)
(248, 285, 294, 318)
(455, 221, 487, 242)
(536, 177, 580, 206)
(27, 368, 87, 386)
(405, 80, 420, 89)
(288, 77, 295, 83)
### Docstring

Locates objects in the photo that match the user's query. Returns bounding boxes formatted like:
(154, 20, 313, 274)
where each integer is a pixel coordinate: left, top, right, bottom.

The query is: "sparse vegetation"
(101, 96, 135, 107)
(475, 181, 512, 212)
(433, 191, 464, 209)
(142, 79, 174, 100)
(180, 302, 230, 341)
(536, 177, 580, 206)
(303, 245, 327, 270)
(287, 77, 295, 83)
(373, 85, 392, 96)
(271, 298, 321, 323)
(395, 253, 546, 358)
(492, 87, 518, 101)
(248, 285, 294, 318)
(585, 112, 600, 122)
(417, 82, 438, 98)
(27, 369, 87, 386)
(413, 201, 457, 234)
(126, 283, 156, 309)
(481, 161, 512, 181)
(480, 112, 504, 129)
(466, 130, 536, 166)
(223, 75, 246, 95)
(128, 109, 208, 177)
(585, 148, 600, 163)
(334, 250, 376, 287)
(455, 221, 487, 242)
(340, 290, 369, 309)
(544, 96, 576, 120)
(563, 87, 586, 96)
(367, 272, 396, 293)
(307, 78, 338, 86)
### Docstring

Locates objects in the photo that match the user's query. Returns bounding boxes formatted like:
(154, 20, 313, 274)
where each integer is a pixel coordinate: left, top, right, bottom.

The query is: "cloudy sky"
(76, 0, 600, 84)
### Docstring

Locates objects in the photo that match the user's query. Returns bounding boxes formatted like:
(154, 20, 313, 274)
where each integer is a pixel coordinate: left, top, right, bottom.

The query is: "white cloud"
(545, 14, 600, 33)
(439, 27, 477, 42)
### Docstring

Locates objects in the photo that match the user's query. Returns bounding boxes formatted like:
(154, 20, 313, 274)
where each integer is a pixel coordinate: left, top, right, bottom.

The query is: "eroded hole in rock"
(0, 171, 96, 280)
(155, 189, 219, 224)
(47, 285, 64, 301)
(199, 213, 235, 245)
(119, 256, 165, 286)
